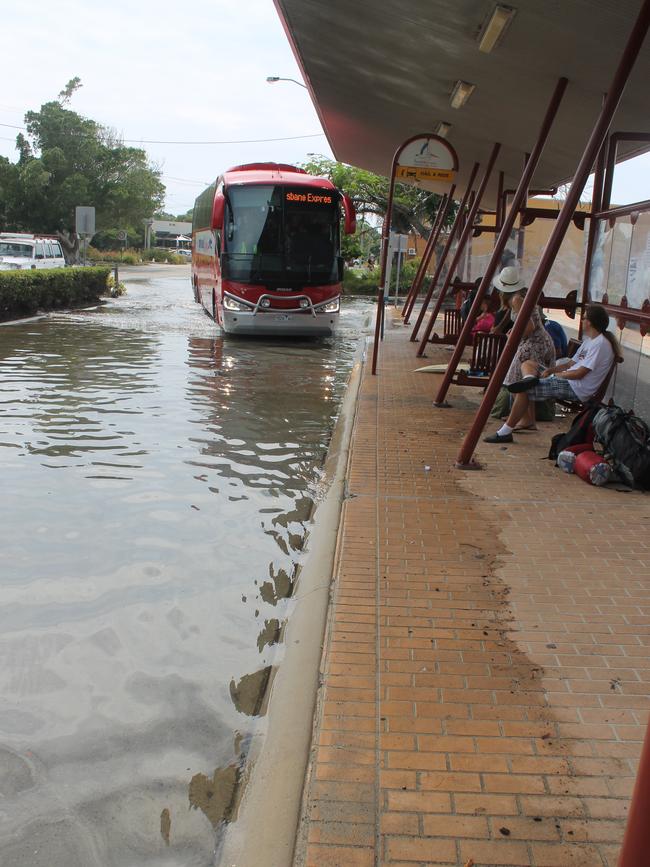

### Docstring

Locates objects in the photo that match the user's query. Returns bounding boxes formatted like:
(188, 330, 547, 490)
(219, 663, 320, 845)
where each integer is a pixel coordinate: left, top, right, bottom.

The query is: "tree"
(2, 80, 165, 261)
(300, 156, 455, 240)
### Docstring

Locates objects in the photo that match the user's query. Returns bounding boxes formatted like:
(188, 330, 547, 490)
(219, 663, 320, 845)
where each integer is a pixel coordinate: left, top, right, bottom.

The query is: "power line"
(0, 121, 324, 146)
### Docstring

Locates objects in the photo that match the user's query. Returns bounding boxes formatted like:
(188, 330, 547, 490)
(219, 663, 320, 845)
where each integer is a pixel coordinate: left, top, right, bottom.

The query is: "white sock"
(497, 423, 513, 436)
(522, 374, 536, 379)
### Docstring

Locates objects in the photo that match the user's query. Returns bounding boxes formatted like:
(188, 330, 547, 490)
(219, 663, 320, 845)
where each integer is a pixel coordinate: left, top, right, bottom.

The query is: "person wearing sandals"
(488, 267, 555, 432)
(484, 303, 619, 444)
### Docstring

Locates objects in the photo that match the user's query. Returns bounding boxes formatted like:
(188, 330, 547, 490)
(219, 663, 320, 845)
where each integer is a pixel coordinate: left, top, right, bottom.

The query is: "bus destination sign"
(285, 190, 334, 205)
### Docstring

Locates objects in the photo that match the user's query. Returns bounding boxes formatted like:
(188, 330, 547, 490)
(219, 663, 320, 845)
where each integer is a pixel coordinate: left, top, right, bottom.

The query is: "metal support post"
(394, 248, 403, 306)
(433, 76, 569, 408)
(618, 718, 650, 866)
(409, 166, 479, 342)
(402, 192, 451, 322)
(579, 128, 608, 339)
(495, 171, 505, 237)
(416, 143, 501, 356)
(455, 0, 650, 467)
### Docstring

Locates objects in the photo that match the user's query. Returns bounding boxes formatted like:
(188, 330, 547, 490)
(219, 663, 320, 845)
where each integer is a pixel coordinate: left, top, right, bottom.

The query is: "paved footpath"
(294, 316, 650, 867)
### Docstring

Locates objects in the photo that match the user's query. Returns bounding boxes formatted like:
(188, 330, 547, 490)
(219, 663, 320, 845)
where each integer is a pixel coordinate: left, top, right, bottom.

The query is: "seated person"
(484, 304, 619, 444)
(543, 315, 568, 358)
(471, 297, 495, 337)
(491, 293, 513, 334)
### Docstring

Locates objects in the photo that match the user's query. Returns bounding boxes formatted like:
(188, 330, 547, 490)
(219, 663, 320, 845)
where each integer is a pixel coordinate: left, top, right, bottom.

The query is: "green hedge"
(342, 268, 381, 295)
(0, 267, 111, 320)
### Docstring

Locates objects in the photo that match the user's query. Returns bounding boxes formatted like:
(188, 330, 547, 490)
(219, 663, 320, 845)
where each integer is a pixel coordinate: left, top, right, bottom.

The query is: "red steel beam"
(402, 190, 452, 323)
(409, 164, 479, 342)
(371, 138, 401, 375)
(495, 170, 505, 238)
(579, 124, 608, 339)
(433, 76, 569, 407)
(619, 719, 650, 867)
(416, 143, 501, 356)
(455, 0, 650, 467)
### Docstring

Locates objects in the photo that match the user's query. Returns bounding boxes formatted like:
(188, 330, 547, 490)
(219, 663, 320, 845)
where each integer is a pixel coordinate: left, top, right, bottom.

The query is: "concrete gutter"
(218, 343, 366, 867)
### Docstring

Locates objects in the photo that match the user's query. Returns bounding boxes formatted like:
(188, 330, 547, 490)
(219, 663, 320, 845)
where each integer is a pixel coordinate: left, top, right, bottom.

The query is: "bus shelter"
(274, 0, 650, 863)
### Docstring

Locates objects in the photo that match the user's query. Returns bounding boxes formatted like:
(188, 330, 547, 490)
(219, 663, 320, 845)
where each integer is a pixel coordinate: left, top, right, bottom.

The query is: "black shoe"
(507, 377, 539, 393)
(483, 432, 513, 444)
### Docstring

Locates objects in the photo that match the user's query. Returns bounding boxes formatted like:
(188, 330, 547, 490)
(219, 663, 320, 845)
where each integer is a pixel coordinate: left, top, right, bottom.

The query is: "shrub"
(342, 268, 381, 295)
(0, 267, 111, 320)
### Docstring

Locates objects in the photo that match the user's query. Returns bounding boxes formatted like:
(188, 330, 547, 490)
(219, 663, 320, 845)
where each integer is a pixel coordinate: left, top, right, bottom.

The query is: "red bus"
(191, 163, 356, 336)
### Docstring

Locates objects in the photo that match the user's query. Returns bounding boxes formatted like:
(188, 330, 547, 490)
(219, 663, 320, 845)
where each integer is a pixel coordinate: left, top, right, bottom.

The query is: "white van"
(0, 234, 67, 271)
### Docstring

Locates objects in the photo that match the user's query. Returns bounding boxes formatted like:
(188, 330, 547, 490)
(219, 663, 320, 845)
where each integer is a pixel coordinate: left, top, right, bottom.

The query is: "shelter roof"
(274, 0, 650, 206)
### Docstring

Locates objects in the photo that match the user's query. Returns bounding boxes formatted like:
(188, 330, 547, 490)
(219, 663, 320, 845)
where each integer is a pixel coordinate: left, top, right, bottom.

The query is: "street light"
(266, 76, 307, 89)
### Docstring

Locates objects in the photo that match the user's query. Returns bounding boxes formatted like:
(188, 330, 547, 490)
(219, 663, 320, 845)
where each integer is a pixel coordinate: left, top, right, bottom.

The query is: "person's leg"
(501, 393, 530, 432)
(507, 360, 544, 392)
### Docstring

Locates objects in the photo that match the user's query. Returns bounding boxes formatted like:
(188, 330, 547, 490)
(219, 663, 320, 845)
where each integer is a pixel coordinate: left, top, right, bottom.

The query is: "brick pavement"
(294, 316, 650, 867)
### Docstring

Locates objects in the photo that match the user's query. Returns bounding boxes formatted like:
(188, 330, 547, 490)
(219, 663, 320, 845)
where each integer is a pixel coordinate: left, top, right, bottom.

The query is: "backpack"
(592, 406, 650, 490)
(548, 402, 602, 462)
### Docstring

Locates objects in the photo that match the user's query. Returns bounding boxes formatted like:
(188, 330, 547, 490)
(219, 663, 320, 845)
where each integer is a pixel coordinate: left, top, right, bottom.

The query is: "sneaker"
(506, 376, 539, 393)
(483, 432, 514, 443)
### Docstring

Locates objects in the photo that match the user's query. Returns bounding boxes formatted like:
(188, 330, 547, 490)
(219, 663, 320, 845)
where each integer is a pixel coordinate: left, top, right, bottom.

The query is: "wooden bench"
(454, 332, 508, 388)
(429, 308, 463, 345)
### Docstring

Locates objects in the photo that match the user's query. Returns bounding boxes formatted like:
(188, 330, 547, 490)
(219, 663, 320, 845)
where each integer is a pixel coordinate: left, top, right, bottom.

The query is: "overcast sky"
(1, 0, 648, 216)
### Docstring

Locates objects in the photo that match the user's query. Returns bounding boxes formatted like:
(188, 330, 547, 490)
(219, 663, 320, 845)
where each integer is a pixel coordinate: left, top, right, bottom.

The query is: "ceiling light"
(450, 80, 475, 110)
(478, 4, 516, 54)
(435, 122, 452, 138)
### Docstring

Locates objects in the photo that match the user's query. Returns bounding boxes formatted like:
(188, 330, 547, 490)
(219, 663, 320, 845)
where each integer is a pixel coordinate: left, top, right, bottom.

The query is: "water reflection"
(0, 271, 372, 865)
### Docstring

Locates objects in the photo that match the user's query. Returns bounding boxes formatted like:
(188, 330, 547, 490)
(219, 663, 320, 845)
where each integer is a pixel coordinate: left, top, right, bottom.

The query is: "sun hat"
(493, 265, 526, 293)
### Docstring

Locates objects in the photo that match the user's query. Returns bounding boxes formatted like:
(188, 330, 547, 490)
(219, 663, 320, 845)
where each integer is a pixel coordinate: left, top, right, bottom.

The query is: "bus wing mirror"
(212, 191, 225, 229)
(341, 194, 356, 235)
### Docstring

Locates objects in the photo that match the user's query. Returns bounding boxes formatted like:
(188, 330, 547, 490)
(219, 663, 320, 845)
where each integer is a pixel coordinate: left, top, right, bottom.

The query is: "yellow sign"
(396, 166, 455, 183)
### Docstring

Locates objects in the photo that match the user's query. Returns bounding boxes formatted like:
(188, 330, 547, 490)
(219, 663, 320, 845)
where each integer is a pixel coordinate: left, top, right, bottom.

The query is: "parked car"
(175, 248, 192, 258)
(0, 234, 67, 271)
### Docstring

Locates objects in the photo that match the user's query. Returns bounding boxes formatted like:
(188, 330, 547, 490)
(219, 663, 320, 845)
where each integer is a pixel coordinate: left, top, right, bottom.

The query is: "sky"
(1, 0, 649, 216)
(0, 0, 333, 216)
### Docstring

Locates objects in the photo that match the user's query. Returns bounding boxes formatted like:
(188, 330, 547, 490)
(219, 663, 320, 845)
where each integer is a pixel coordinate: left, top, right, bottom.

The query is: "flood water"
(0, 266, 372, 866)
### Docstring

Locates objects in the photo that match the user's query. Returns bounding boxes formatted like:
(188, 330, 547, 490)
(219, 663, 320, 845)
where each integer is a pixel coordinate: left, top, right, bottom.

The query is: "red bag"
(574, 450, 612, 486)
(563, 443, 594, 456)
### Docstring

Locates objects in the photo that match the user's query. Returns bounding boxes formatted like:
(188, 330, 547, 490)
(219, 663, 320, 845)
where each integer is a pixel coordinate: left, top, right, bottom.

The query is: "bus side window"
(45, 242, 54, 258)
(35, 242, 45, 259)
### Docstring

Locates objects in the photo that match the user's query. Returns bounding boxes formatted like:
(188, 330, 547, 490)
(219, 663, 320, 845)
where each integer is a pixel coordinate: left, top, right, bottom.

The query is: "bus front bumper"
(222, 309, 338, 337)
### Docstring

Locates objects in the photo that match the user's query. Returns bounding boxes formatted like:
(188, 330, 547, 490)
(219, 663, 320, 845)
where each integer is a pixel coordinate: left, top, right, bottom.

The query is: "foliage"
(0, 79, 165, 262)
(342, 218, 381, 261)
(0, 266, 111, 319)
(341, 255, 422, 296)
(154, 209, 193, 222)
(300, 156, 456, 240)
(88, 246, 187, 265)
(106, 272, 126, 296)
(342, 268, 381, 295)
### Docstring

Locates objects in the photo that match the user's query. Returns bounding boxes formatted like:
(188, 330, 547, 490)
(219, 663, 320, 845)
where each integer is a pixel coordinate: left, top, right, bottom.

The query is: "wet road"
(0, 266, 372, 866)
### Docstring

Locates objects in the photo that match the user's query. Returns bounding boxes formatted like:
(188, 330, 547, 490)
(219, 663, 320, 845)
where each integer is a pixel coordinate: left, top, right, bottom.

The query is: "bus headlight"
(259, 298, 271, 308)
(299, 298, 310, 309)
(318, 297, 340, 313)
(223, 294, 251, 312)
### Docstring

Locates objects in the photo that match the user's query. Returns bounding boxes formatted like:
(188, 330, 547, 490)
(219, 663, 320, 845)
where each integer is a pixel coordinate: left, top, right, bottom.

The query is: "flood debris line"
(294, 319, 649, 866)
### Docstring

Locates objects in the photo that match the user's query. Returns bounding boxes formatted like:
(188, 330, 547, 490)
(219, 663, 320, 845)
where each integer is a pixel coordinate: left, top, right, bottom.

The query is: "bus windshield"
(222, 184, 339, 285)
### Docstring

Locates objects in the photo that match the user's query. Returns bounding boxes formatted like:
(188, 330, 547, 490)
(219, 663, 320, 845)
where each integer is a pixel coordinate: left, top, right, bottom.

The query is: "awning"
(274, 0, 650, 206)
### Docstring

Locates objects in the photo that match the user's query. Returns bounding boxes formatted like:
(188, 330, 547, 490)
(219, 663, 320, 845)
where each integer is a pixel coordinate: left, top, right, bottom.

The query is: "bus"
(191, 163, 356, 336)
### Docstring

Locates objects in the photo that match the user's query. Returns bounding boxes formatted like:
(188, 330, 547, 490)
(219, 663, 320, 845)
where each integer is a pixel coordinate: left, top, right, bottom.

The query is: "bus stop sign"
(75, 206, 96, 238)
